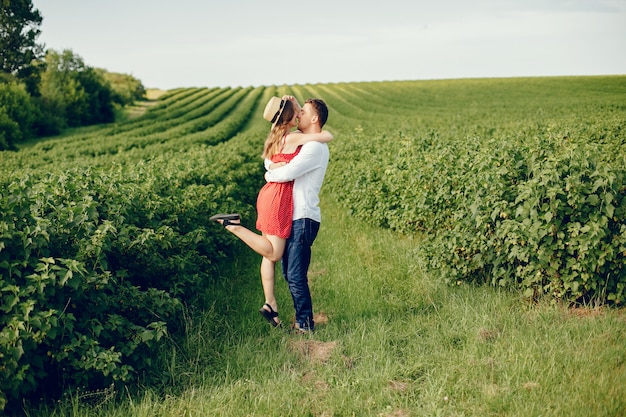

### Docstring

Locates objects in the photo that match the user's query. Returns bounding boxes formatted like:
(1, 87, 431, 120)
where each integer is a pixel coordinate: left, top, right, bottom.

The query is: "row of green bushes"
(0, 86, 275, 412)
(305, 77, 626, 306)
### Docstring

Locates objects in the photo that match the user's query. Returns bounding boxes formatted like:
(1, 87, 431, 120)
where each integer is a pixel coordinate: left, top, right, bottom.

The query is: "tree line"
(1, 0, 146, 150)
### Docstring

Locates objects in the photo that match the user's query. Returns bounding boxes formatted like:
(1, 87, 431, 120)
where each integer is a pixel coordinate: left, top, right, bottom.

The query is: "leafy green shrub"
(0, 85, 268, 411)
(492, 134, 625, 303)
(0, 162, 261, 410)
(0, 108, 20, 150)
(0, 175, 176, 411)
(321, 77, 626, 306)
(417, 130, 625, 305)
(0, 82, 37, 149)
(101, 70, 146, 106)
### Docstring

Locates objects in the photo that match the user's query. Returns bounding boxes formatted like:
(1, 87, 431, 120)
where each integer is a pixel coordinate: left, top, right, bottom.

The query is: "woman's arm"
(268, 161, 286, 170)
(282, 95, 301, 114)
(285, 130, 333, 147)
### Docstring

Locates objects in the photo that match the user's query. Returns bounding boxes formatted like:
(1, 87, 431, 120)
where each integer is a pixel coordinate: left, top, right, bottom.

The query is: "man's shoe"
(291, 323, 313, 334)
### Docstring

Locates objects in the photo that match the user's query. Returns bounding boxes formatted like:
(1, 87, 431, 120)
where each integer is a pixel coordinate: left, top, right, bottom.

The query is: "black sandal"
(259, 303, 281, 327)
(209, 213, 241, 227)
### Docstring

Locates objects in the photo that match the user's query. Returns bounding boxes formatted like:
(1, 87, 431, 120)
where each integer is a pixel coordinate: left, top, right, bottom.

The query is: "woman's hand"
(282, 95, 301, 113)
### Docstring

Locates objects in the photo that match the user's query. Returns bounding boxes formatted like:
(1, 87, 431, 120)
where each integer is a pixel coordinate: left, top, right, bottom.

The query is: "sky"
(35, 0, 626, 90)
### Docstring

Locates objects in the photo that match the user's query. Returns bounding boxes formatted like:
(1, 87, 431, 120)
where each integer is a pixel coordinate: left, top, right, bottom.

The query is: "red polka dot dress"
(256, 145, 302, 238)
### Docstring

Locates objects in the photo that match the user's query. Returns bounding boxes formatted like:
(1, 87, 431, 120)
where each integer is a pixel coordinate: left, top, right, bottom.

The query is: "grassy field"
(7, 76, 625, 416)
(27, 195, 626, 417)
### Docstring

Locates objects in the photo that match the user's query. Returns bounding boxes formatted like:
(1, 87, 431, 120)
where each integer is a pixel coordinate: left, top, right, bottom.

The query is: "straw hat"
(263, 96, 284, 123)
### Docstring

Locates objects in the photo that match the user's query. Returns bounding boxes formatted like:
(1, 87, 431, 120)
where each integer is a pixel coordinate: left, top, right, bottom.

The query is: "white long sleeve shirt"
(264, 141, 329, 222)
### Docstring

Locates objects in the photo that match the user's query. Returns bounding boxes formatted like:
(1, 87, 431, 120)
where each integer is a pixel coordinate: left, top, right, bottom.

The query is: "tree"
(39, 49, 116, 128)
(100, 70, 146, 106)
(0, 0, 45, 93)
(0, 81, 36, 149)
(0, 107, 21, 149)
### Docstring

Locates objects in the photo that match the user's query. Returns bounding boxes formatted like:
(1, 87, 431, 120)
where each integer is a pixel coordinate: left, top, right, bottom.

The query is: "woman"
(210, 95, 332, 327)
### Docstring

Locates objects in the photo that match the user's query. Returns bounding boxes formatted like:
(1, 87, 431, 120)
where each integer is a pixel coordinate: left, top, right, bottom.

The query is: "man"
(265, 98, 330, 333)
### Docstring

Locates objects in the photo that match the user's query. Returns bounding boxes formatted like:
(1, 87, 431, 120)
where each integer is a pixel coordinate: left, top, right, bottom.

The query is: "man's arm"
(264, 158, 287, 170)
(265, 142, 325, 183)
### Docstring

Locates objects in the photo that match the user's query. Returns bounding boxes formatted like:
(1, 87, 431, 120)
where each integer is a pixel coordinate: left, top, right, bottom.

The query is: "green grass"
(25, 192, 626, 417)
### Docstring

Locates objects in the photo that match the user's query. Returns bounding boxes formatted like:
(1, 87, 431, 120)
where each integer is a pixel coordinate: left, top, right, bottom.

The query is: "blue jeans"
(282, 218, 320, 331)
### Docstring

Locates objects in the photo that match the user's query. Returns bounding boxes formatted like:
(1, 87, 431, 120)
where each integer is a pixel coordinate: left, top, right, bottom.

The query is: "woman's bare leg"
(213, 219, 287, 326)
(260, 257, 277, 307)
(259, 256, 280, 325)
(223, 224, 286, 262)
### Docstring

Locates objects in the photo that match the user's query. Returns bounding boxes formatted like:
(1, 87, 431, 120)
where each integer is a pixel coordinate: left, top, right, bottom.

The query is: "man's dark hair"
(305, 98, 328, 127)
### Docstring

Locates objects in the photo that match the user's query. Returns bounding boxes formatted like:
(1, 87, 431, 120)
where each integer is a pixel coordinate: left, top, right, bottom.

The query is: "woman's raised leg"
(222, 224, 286, 262)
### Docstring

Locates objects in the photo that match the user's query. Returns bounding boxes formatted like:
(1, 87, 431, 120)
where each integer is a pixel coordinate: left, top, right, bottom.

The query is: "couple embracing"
(211, 95, 331, 334)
